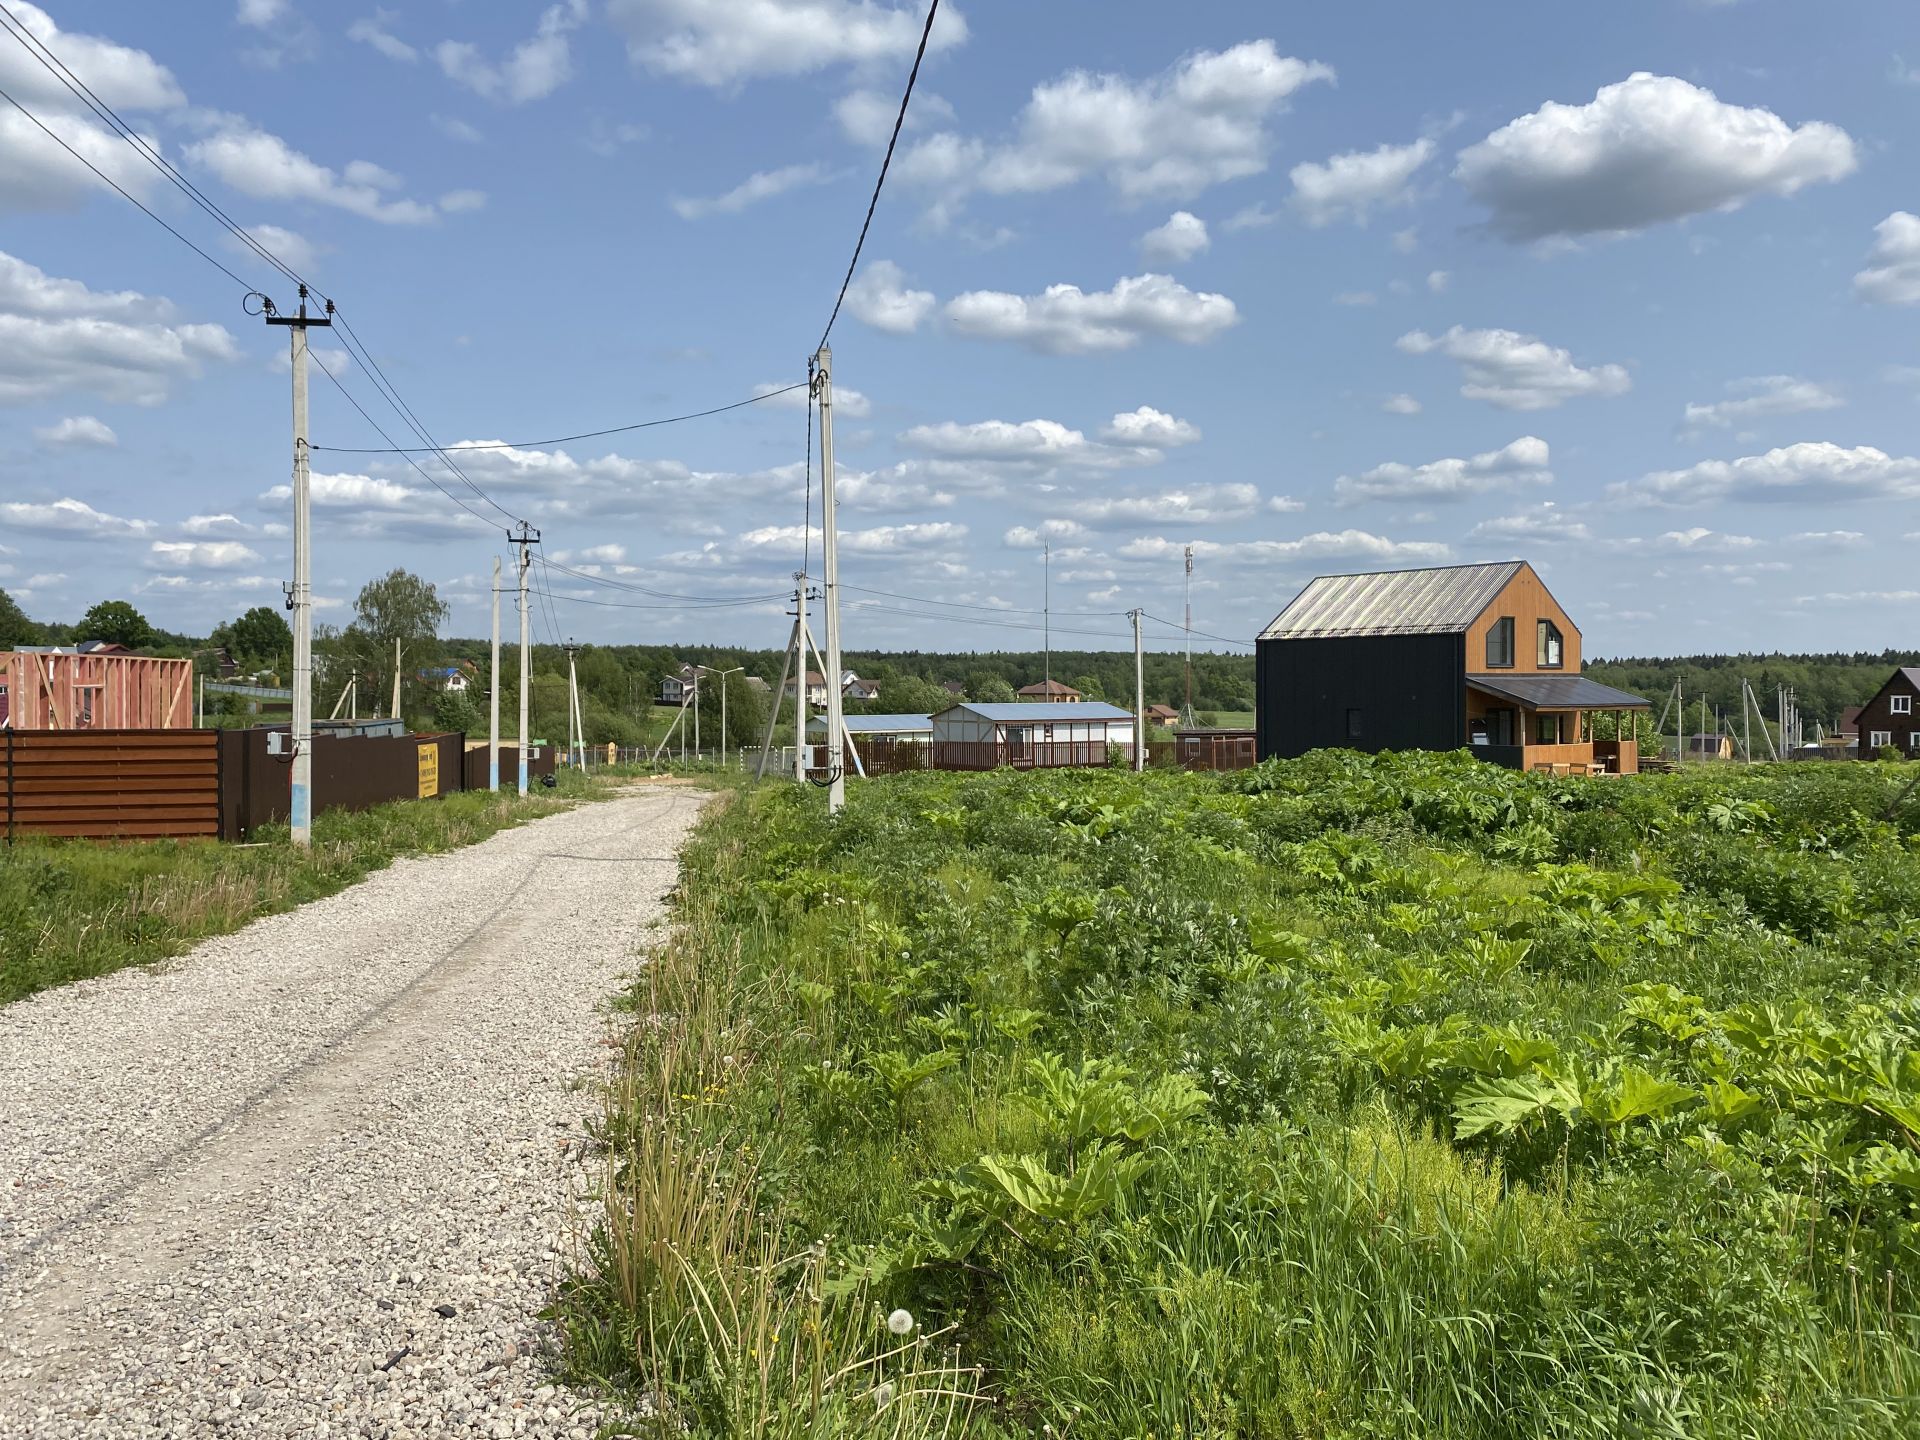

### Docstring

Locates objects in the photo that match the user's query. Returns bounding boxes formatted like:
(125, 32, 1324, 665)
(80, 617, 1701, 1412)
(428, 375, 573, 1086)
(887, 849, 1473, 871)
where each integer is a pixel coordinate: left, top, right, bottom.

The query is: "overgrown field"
(0, 774, 595, 1003)
(564, 754, 1920, 1438)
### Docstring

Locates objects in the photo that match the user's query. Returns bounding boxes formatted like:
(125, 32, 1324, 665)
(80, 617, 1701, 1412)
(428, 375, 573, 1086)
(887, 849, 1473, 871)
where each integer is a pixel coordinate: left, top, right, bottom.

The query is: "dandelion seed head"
(887, 1308, 915, 1336)
(873, 1381, 896, 1412)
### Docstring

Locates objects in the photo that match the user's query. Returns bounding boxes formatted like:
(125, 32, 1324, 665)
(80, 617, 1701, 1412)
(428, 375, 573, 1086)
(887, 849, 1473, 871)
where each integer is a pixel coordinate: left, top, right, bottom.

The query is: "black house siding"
(1256, 633, 1467, 760)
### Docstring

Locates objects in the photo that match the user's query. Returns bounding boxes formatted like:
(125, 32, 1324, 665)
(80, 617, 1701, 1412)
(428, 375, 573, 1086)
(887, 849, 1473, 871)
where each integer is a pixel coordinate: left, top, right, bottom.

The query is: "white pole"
(489, 555, 501, 792)
(1132, 607, 1145, 773)
(719, 672, 728, 770)
(391, 636, 402, 721)
(1043, 540, 1051, 690)
(795, 584, 811, 783)
(816, 347, 846, 813)
(692, 667, 700, 763)
(517, 541, 531, 795)
(289, 308, 313, 847)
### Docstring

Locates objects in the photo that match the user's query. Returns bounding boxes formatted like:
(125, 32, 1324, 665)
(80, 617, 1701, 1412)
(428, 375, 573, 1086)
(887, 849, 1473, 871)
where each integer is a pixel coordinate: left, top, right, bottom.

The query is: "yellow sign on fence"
(417, 743, 440, 798)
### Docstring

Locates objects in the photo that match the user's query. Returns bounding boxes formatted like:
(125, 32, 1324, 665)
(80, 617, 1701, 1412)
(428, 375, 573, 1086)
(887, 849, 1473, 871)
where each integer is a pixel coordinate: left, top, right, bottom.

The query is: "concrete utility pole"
(391, 637, 402, 721)
(1043, 541, 1051, 690)
(691, 667, 700, 763)
(266, 284, 332, 849)
(814, 347, 847, 814)
(697, 665, 744, 771)
(509, 522, 539, 795)
(753, 591, 802, 782)
(488, 556, 501, 792)
(562, 639, 582, 769)
(1130, 607, 1145, 773)
(1182, 544, 1195, 729)
(795, 578, 813, 782)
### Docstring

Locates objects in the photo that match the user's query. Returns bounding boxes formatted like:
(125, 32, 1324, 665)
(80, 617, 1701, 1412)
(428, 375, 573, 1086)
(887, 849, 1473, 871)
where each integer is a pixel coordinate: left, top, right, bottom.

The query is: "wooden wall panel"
(1464, 565, 1582, 675)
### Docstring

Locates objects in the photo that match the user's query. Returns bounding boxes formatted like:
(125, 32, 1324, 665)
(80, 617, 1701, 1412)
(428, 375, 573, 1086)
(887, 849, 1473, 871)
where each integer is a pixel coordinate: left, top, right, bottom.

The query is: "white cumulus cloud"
(1854, 212, 1920, 306)
(33, 415, 117, 447)
(1101, 406, 1200, 447)
(671, 162, 831, 219)
(0, 496, 153, 536)
(1382, 393, 1422, 415)
(147, 540, 263, 571)
(946, 273, 1238, 355)
(1455, 73, 1856, 241)
(1335, 436, 1552, 505)
(1397, 325, 1630, 410)
(1610, 442, 1920, 506)
(436, 0, 586, 105)
(1139, 211, 1210, 265)
(843, 260, 936, 335)
(1681, 375, 1843, 432)
(898, 40, 1333, 205)
(185, 124, 438, 224)
(608, 0, 969, 87)
(0, 250, 238, 405)
(1289, 137, 1433, 225)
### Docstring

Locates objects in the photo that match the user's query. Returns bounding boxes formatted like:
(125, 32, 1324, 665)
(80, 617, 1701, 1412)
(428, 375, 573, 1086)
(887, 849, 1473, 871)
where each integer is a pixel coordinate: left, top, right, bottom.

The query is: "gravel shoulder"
(0, 786, 707, 1438)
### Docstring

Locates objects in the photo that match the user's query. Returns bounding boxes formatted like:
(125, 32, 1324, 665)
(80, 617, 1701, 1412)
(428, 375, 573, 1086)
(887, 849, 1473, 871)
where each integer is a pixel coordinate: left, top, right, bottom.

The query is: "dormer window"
(1537, 619, 1564, 669)
(1486, 616, 1515, 668)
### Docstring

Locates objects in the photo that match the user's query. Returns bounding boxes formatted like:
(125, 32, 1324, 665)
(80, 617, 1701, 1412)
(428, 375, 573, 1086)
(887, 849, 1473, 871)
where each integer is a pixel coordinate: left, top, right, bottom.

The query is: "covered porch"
(1466, 674, 1653, 776)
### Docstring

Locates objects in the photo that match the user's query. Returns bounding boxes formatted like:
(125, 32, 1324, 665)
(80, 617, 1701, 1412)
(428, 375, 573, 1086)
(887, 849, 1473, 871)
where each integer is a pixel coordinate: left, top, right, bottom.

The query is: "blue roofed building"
(931, 701, 1137, 770)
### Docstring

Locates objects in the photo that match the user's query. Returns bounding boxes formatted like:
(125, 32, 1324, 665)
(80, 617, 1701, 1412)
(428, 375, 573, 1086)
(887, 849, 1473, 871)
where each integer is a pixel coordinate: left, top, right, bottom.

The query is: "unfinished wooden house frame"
(0, 649, 193, 730)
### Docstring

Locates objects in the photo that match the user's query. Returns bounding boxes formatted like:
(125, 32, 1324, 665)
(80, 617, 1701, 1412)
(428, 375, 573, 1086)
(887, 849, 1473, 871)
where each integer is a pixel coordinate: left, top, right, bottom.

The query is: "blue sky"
(2, 0, 1918, 657)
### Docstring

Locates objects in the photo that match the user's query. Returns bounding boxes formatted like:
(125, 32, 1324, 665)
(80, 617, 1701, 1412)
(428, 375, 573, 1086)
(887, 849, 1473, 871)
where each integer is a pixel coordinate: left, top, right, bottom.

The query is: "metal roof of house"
(806, 713, 933, 734)
(1466, 674, 1652, 710)
(937, 701, 1136, 723)
(1017, 678, 1082, 696)
(1260, 561, 1526, 640)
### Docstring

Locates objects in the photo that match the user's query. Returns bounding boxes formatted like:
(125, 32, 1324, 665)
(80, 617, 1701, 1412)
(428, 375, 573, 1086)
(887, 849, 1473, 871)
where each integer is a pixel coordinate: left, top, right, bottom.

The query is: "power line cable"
(541, 556, 787, 605)
(310, 384, 809, 455)
(816, 0, 940, 351)
(839, 581, 1117, 619)
(1139, 612, 1253, 649)
(845, 598, 1136, 644)
(0, 4, 314, 294)
(310, 362, 502, 530)
(0, 78, 256, 292)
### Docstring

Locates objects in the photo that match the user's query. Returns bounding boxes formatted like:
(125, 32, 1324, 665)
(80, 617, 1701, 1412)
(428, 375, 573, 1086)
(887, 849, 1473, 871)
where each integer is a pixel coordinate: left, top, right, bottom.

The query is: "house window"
(1486, 616, 1515, 669)
(1536, 713, 1563, 745)
(1870, 730, 1892, 748)
(1536, 619, 1564, 669)
(1346, 708, 1363, 739)
(1893, 694, 1913, 714)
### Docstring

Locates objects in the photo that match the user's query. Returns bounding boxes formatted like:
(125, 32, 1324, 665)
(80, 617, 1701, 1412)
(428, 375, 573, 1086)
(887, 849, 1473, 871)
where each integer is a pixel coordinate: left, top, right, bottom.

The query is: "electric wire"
(0, 79, 255, 292)
(0, 3, 316, 294)
(309, 383, 809, 455)
(844, 598, 1136, 644)
(541, 556, 787, 606)
(816, 0, 940, 352)
(840, 581, 1122, 620)
(1139, 612, 1254, 649)
(310, 362, 502, 530)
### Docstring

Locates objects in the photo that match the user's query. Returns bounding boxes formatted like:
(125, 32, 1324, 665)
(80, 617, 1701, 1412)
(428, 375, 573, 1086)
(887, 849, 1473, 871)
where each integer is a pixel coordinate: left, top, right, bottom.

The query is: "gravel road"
(0, 786, 707, 1438)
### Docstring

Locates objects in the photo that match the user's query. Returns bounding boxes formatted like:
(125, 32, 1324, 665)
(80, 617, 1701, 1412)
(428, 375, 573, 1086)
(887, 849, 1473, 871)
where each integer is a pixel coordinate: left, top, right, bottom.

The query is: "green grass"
(0, 769, 603, 1005)
(559, 753, 1920, 1438)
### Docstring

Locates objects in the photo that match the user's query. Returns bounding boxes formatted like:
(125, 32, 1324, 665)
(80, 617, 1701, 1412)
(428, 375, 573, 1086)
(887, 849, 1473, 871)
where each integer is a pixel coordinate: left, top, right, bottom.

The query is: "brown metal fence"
(219, 729, 467, 839)
(2, 729, 220, 839)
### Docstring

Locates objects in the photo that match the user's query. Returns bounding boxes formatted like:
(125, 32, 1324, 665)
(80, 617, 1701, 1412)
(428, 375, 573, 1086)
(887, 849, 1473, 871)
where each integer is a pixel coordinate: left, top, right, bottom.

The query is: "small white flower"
(872, 1381, 896, 1411)
(886, 1308, 914, 1336)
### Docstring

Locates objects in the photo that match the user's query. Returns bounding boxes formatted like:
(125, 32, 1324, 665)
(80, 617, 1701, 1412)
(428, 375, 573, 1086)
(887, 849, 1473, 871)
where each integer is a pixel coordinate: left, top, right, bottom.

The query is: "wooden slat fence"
(2, 729, 220, 840)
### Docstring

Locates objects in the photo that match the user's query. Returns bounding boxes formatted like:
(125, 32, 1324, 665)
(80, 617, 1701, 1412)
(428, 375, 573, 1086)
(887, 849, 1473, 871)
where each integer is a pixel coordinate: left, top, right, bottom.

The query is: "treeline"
(1585, 651, 1920, 731)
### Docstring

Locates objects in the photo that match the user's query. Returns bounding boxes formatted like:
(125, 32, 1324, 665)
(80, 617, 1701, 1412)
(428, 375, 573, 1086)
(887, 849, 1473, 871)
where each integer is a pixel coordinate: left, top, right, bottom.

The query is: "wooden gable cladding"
(1465, 563, 1581, 675)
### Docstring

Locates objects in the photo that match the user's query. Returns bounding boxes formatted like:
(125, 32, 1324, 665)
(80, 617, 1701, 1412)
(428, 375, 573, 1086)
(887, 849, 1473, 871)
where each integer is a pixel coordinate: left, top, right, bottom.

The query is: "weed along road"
(0, 787, 706, 1439)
